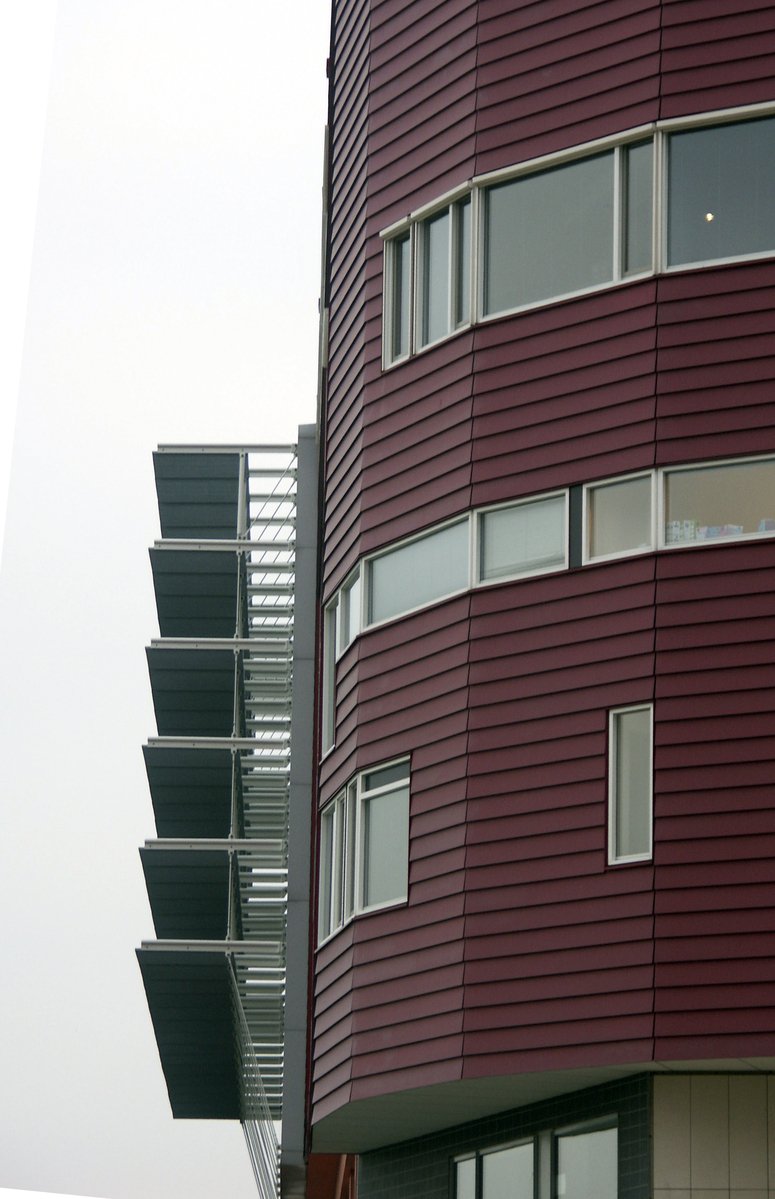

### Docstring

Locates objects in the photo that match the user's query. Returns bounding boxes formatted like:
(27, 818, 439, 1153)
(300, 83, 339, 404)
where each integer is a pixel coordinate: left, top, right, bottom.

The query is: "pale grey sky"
(0, 3, 328, 1196)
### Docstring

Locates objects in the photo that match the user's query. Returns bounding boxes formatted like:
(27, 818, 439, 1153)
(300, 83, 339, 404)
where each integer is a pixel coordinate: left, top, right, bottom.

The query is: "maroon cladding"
(314, 0, 775, 1145)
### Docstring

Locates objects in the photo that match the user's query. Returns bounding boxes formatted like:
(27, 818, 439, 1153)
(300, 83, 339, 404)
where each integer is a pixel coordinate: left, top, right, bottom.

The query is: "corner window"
(584, 473, 654, 562)
(479, 493, 567, 583)
(368, 518, 469, 625)
(609, 704, 653, 864)
(662, 456, 775, 546)
(667, 116, 775, 268)
(318, 759, 410, 943)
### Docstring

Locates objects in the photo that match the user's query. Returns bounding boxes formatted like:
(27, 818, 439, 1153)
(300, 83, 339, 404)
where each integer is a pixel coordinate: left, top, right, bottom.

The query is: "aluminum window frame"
(608, 703, 653, 866)
(582, 471, 656, 565)
(476, 489, 569, 586)
(383, 101, 775, 367)
(317, 757, 410, 947)
(657, 453, 775, 551)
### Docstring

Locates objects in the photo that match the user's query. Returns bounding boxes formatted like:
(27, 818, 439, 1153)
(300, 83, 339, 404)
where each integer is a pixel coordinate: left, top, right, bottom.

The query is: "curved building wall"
(314, 0, 775, 1149)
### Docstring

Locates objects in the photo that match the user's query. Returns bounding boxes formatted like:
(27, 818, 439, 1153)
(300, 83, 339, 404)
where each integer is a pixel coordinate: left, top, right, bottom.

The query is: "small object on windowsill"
(758, 518, 775, 531)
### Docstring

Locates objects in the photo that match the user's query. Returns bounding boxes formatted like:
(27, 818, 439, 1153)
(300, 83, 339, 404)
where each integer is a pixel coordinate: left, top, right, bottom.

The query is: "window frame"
(476, 489, 569, 586)
(365, 513, 472, 629)
(657, 453, 775, 551)
(608, 703, 653, 866)
(582, 470, 656, 565)
(317, 757, 410, 946)
(383, 101, 775, 367)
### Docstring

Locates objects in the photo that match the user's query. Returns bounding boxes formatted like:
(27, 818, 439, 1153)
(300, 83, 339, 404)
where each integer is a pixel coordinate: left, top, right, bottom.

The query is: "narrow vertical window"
(419, 209, 451, 347)
(360, 761, 410, 910)
(340, 571, 361, 652)
(321, 598, 338, 754)
(609, 705, 653, 863)
(318, 803, 336, 941)
(388, 231, 411, 361)
(454, 196, 471, 327)
(623, 139, 653, 275)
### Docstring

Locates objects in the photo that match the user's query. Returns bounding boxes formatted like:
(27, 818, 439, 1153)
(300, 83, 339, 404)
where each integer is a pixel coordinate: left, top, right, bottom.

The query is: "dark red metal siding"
(660, 0, 775, 117)
(653, 542, 775, 1060)
(475, 0, 661, 173)
(314, 0, 775, 1135)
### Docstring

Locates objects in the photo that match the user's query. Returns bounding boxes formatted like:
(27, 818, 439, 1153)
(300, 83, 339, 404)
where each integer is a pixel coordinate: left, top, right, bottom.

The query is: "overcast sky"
(0, 3, 328, 1196)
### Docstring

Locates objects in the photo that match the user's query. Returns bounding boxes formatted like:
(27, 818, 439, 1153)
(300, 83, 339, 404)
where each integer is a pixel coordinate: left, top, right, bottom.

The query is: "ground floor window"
(455, 1122, 616, 1199)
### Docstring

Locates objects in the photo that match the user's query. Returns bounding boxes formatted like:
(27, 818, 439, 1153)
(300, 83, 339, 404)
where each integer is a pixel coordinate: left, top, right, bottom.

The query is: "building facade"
(312, 2, 775, 1197)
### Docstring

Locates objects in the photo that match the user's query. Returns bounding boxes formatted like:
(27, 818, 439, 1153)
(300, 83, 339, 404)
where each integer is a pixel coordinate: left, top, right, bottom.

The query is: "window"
(318, 759, 410, 942)
(667, 116, 775, 268)
(585, 473, 654, 562)
(382, 104, 775, 364)
(662, 456, 775, 547)
(455, 1143, 533, 1199)
(455, 1123, 615, 1199)
(321, 598, 338, 754)
(339, 570, 361, 652)
(479, 493, 566, 582)
(368, 518, 469, 625)
(609, 704, 653, 864)
(555, 1124, 617, 1199)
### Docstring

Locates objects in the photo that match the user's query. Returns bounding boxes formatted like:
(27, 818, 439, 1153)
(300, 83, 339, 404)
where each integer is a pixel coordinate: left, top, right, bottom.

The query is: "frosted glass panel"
(362, 785, 409, 907)
(421, 209, 450, 346)
(624, 140, 653, 274)
(485, 152, 614, 314)
(482, 1142, 533, 1198)
(588, 475, 652, 559)
(613, 709, 651, 860)
(664, 457, 775, 544)
(455, 197, 471, 326)
(369, 520, 469, 624)
(455, 1158, 476, 1199)
(391, 233, 411, 359)
(480, 495, 566, 581)
(668, 117, 775, 267)
(556, 1127, 617, 1199)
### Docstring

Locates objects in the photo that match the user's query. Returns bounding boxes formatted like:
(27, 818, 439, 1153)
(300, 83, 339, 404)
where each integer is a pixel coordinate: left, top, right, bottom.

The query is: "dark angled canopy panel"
(146, 647, 235, 737)
(136, 949, 241, 1119)
(140, 848, 230, 940)
(153, 452, 240, 540)
(150, 548, 239, 638)
(143, 745, 233, 838)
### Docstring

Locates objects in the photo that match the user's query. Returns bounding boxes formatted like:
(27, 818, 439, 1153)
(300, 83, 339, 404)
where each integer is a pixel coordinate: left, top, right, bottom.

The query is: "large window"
(585, 473, 654, 562)
(479, 493, 567, 582)
(383, 106, 775, 365)
(667, 116, 775, 268)
(662, 456, 775, 546)
(318, 759, 410, 942)
(609, 704, 653, 864)
(368, 518, 469, 625)
(455, 1124, 616, 1199)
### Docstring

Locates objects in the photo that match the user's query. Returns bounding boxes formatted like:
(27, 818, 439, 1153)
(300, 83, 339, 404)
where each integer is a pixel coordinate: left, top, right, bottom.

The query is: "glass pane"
(624, 140, 653, 275)
(362, 760, 409, 792)
(362, 785, 409, 908)
(664, 458, 775, 545)
(455, 1158, 476, 1199)
(614, 709, 651, 860)
(343, 783, 356, 922)
(421, 209, 450, 346)
(668, 117, 775, 267)
(455, 196, 471, 326)
(588, 475, 652, 559)
(484, 152, 614, 314)
(321, 602, 338, 752)
(341, 573, 361, 649)
(369, 519, 469, 624)
(556, 1127, 617, 1199)
(480, 495, 566, 581)
(391, 233, 411, 359)
(319, 807, 335, 939)
(482, 1142, 533, 1198)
